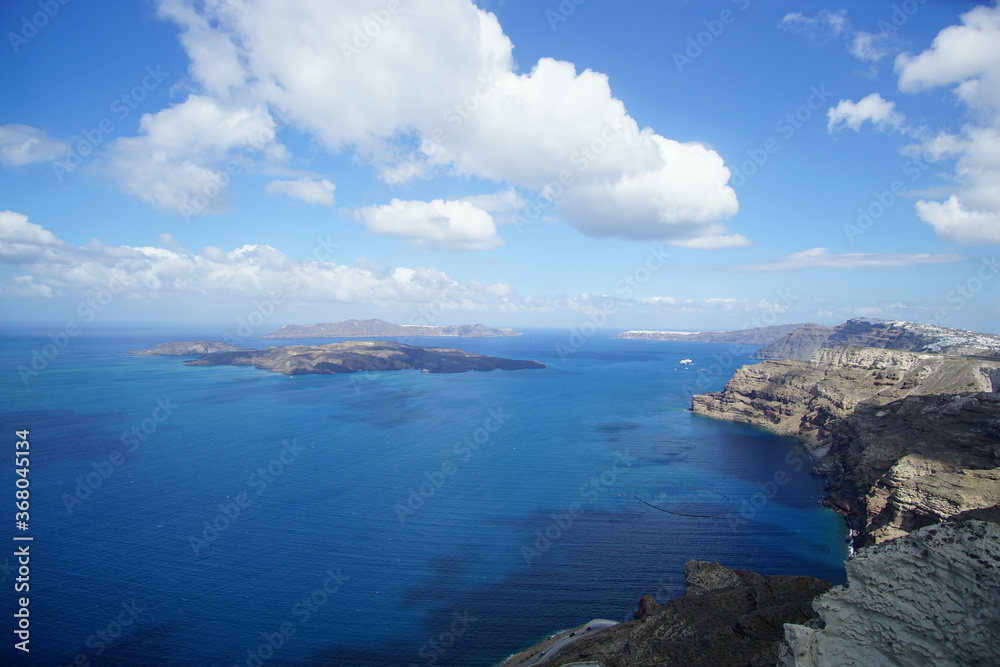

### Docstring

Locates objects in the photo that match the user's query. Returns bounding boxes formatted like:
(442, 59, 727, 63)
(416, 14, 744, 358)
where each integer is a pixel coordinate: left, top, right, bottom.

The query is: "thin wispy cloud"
(728, 248, 967, 273)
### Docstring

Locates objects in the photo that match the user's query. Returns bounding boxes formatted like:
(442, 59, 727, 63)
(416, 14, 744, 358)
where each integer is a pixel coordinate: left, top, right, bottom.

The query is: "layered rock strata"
(755, 318, 1000, 361)
(691, 345, 1000, 546)
(779, 519, 1000, 667)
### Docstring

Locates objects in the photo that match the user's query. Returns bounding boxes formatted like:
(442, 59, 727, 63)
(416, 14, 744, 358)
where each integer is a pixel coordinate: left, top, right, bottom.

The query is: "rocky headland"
(183, 340, 544, 375)
(263, 318, 521, 338)
(691, 332, 1000, 547)
(500, 561, 832, 667)
(686, 318, 1000, 662)
(129, 341, 250, 355)
(614, 323, 806, 345)
(502, 318, 1000, 666)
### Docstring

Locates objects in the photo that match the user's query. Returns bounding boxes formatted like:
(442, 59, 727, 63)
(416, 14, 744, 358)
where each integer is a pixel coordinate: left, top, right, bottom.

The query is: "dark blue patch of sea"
(0, 326, 847, 666)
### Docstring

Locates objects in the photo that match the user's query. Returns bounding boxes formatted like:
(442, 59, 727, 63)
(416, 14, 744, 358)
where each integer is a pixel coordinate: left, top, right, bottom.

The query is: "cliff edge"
(690, 343, 1000, 547)
(502, 320, 1000, 666)
(779, 518, 1000, 667)
(499, 561, 832, 667)
(755, 317, 1000, 361)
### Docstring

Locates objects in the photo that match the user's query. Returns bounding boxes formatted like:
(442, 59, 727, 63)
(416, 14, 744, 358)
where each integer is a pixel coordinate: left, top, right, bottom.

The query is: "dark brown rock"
(633, 595, 660, 620)
(501, 562, 831, 667)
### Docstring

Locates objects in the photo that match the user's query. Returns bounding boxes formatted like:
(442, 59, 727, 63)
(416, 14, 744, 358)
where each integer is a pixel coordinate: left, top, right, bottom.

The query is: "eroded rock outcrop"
(500, 561, 831, 667)
(754, 318, 1000, 361)
(691, 345, 999, 450)
(779, 519, 1000, 667)
(824, 392, 1000, 546)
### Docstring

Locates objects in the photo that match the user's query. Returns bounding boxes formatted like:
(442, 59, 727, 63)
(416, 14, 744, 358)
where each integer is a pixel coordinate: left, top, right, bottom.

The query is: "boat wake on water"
(631, 479, 735, 518)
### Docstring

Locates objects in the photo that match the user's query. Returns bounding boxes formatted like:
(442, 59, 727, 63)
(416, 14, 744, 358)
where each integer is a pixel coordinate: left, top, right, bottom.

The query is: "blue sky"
(1, 0, 998, 333)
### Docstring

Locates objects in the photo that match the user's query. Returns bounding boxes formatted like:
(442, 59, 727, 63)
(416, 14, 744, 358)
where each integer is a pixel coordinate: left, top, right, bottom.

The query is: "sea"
(0, 326, 848, 666)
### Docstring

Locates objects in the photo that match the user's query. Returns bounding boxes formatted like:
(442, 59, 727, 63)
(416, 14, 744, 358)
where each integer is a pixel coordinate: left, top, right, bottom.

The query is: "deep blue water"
(0, 327, 847, 666)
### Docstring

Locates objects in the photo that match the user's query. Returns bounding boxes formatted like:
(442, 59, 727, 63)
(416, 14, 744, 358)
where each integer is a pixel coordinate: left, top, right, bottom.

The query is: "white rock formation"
(779, 520, 1000, 666)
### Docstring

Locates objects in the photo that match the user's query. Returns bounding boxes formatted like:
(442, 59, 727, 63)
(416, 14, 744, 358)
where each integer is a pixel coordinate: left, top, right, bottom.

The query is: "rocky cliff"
(822, 392, 1000, 546)
(779, 518, 1000, 667)
(501, 519, 1000, 667)
(755, 317, 1000, 361)
(501, 320, 1000, 667)
(691, 344, 1000, 546)
(692, 345, 998, 447)
(500, 561, 832, 667)
(753, 324, 836, 360)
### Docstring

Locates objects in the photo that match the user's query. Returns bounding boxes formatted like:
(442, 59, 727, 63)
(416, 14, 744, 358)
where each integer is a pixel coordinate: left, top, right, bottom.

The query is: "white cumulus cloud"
(355, 198, 503, 251)
(103, 95, 285, 215)
(0, 211, 518, 309)
(132, 0, 741, 245)
(914, 196, 1000, 244)
(1, 211, 790, 326)
(827, 93, 906, 132)
(895, 4, 1000, 245)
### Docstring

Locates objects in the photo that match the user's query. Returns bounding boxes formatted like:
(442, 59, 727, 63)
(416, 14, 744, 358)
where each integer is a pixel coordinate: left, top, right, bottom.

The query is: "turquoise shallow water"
(0, 327, 847, 666)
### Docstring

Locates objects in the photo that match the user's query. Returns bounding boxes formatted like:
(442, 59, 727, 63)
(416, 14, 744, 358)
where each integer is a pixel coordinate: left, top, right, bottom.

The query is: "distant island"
(176, 341, 544, 375)
(614, 323, 807, 345)
(263, 318, 522, 339)
(129, 341, 250, 356)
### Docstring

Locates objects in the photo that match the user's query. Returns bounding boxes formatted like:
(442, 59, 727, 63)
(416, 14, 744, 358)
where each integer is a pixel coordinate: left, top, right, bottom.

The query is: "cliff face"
(691, 345, 1000, 546)
(501, 320, 1000, 667)
(824, 392, 1000, 546)
(753, 323, 836, 360)
(779, 519, 1000, 667)
(500, 561, 831, 667)
(692, 346, 999, 450)
(754, 317, 1000, 361)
